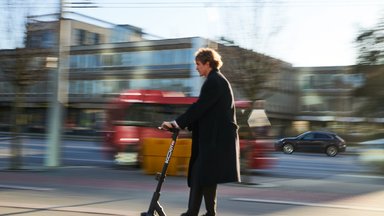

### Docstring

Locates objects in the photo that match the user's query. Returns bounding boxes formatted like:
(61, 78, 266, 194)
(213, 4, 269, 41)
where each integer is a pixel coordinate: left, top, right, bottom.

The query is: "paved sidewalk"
(0, 166, 384, 216)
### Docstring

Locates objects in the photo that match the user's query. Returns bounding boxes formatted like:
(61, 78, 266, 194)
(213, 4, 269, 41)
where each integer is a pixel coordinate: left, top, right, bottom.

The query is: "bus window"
(118, 103, 191, 128)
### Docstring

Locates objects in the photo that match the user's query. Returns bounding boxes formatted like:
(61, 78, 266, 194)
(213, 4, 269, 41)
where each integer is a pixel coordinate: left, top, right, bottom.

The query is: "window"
(314, 133, 331, 139)
(121, 49, 193, 66)
(78, 55, 86, 68)
(41, 31, 55, 48)
(74, 29, 86, 45)
(122, 52, 134, 66)
(124, 103, 190, 127)
(70, 55, 79, 68)
(101, 54, 122, 66)
(302, 133, 314, 140)
(28, 34, 41, 48)
(93, 33, 100, 44)
(87, 54, 101, 67)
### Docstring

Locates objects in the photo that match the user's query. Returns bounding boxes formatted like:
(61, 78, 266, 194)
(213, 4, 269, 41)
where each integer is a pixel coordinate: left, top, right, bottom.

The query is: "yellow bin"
(141, 138, 191, 176)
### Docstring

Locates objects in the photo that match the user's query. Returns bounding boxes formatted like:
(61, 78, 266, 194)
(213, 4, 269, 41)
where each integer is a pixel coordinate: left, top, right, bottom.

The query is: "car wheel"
(282, 143, 294, 154)
(326, 145, 338, 157)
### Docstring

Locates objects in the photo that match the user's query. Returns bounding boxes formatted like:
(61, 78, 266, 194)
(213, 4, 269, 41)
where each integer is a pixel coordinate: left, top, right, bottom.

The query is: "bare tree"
(354, 17, 384, 117)
(355, 17, 384, 65)
(0, 0, 57, 169)
(0, 48, 48, 169)
(219, 44, 282, 101)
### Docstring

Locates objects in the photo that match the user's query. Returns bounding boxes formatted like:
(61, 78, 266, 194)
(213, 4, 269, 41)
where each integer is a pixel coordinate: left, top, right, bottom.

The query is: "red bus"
(103, 89, 274, 170)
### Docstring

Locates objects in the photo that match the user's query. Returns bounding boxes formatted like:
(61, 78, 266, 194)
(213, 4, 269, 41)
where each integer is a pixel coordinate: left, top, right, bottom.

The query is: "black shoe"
(180, 213, 189, 216)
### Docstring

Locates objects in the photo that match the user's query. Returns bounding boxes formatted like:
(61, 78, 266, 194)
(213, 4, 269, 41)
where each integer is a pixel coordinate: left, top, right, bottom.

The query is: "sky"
(2, 0, 384, 67)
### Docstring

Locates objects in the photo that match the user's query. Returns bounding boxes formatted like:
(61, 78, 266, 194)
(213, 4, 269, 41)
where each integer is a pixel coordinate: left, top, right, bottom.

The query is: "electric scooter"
(141, 126, 180, 216)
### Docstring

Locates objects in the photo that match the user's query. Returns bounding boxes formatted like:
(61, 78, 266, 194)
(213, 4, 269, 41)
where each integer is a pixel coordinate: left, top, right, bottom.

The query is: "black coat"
(176, 69, 241, 187)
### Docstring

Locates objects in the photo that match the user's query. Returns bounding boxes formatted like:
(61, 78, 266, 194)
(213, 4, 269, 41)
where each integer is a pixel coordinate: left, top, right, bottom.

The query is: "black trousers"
(186, 163, 217, 216)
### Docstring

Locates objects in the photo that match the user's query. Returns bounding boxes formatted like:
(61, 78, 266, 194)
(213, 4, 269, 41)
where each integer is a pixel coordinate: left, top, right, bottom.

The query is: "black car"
(275, 131, 346, 156)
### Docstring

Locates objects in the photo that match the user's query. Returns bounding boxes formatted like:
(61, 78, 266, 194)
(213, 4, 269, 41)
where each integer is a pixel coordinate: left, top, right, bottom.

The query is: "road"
(0, 136, 375, 177)
(0, 135, 383, 216)
(0, 135, 113, 168)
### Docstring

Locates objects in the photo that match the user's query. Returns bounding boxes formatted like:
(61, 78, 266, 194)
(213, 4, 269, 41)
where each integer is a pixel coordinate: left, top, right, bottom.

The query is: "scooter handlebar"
(158, 126, 179, 134)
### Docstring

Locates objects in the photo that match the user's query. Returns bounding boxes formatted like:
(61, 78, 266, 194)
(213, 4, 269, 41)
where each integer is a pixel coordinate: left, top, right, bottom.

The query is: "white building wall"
(188, 37, 209, 97)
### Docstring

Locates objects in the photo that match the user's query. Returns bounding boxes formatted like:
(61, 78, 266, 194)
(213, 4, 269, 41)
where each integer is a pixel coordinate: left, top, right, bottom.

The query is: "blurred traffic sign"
(247, 109, 271, 127)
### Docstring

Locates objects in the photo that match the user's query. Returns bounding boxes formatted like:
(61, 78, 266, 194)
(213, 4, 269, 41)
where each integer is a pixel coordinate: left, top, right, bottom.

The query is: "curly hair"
(195, 48, 223, 69)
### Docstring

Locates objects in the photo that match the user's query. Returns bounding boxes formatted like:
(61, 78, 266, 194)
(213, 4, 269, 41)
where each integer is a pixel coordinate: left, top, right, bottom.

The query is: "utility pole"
(45, 0, 70, 167)
(44, 0, 97, 167)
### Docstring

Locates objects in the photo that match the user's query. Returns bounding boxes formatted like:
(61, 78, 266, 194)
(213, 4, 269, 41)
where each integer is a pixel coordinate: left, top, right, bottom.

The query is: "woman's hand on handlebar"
(160, 121, 180, 131)
(160, 121, 174, 130)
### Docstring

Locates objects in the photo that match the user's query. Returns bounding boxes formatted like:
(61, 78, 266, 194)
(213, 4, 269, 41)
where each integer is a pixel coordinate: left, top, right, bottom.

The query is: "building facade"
(291, 66, 384, 138)
(1, 13, 381, 139)
(3, 14, 293, 134)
